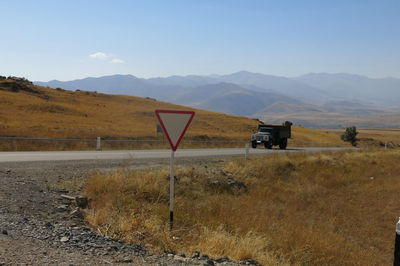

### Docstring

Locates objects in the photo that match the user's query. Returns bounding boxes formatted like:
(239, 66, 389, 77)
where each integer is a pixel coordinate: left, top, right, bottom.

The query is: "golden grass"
(84, 149, 400, 265)
(0, 80, 346, 150)
(323, 128, 400, 148)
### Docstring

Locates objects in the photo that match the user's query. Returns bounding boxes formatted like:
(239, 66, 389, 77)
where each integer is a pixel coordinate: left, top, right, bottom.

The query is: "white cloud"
(89, 52, 124, 64)
(110, 58, 124, 64)
(89, 52, 108, 59)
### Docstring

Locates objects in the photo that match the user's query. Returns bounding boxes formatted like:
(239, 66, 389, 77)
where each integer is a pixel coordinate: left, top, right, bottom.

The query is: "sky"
(0, 0, 399, 81)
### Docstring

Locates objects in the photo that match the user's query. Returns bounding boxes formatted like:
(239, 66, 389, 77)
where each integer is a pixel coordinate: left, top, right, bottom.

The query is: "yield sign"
(155, 110, 195, 151)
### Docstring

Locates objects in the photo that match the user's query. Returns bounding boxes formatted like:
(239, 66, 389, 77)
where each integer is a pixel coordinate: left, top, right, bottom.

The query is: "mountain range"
(35, 71, 400, 128)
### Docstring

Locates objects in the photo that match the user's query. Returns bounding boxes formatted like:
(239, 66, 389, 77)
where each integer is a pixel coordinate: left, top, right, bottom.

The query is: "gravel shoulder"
(0, 158, 247, 265)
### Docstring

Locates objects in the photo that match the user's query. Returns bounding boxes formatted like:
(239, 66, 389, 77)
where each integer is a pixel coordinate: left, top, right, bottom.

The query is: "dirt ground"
(0, 157, 246, 265)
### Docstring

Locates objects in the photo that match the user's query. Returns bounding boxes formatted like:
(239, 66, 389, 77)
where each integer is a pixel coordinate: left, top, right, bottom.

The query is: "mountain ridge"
(35, 71, 400, 128)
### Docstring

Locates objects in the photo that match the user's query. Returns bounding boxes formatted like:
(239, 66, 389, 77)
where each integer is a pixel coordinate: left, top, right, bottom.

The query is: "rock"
(75, 195, 88, 209)
(61, 194, 75, 200)
(60, 236, 69, 242)
(239, 259, 261, 265)
(227, 176, 248, 191)
(57, 205, 68, 212)
(2, 230, 8, 235)
(191, 250, 200, 258)
(70, 208, 83, 219)
(121, 258, 132, 263)
(173, 255, 184, 261)
(200, 254, 209, 260)
(203, 259, 215, 266)
(164, 250, 175, 255)
(177, 252, 186, 258)
(215, 256, 230, 263)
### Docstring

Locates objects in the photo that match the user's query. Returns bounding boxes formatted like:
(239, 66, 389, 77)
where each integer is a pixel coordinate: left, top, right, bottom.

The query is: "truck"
(251, 121, 292, 149)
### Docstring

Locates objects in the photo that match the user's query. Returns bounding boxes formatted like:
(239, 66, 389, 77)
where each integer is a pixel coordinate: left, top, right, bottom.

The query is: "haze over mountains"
(36, 71, 400, 128)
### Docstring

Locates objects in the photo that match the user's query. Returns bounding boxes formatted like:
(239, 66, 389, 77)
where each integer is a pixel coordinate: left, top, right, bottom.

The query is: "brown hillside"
(0, 79, 344, 146)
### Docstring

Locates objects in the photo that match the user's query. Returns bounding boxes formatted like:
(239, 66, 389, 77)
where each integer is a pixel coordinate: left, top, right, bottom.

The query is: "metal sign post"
(155, 110, 195, 231)
(169, 150, 175, 230)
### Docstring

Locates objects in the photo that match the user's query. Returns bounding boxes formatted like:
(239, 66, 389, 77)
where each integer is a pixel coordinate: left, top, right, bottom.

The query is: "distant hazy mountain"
(216, 71, 328, 102)
(294, 73, 400, 106)
(172, 82, 302, 116)
(147, 75, 215, 87)
(36, 74, 188, 100)
(35, 71, 400, 128)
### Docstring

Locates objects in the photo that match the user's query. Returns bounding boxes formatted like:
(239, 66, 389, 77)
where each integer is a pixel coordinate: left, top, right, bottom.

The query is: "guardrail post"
(395, 217, 400, 265)
(96, 137, 101, 151)
(245, 143, 249, 160)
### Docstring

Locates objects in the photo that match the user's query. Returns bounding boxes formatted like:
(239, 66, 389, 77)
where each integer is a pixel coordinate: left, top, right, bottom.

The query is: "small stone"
(75, 195, 89, 209)
(45, 221, 52, 227)
(173, 255, 183, 261)
(57, 205, 68, 212)
(191, 251, 200, 258)
(70, 208, 83, 219)
(122, 258, 132, 263)
(60, 236, 69, 242)
(203, 259, 214, 266)
(200, 254, 209, 260)
(215, 256, 229, 263)
(239, 259, 260, 265)
(177, 252, 186, 258)
(2, 230, 8, 235)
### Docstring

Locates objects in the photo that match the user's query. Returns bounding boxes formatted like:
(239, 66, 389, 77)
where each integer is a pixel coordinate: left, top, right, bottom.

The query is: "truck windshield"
(258, 127, 272, 133)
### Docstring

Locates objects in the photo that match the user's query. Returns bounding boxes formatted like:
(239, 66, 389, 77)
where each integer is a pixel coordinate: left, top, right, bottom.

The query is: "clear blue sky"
(0, 0, 399, 81)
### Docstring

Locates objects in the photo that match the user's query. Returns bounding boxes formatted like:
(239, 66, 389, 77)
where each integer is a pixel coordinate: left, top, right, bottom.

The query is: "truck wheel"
(279, 138, 287, 149)
(264, 142, 272, 149)
(251, 141, 257, 148)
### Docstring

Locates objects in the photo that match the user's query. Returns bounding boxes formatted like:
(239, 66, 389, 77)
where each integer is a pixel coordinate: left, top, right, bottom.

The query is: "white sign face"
(155, 110, 195, 151)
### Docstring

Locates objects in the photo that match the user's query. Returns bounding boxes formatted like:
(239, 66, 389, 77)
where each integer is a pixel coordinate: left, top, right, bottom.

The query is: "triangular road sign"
(155, 110, 195, 151)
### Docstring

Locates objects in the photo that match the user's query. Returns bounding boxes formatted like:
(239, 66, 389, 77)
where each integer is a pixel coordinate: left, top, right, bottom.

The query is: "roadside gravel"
(0, 158, 256, 265)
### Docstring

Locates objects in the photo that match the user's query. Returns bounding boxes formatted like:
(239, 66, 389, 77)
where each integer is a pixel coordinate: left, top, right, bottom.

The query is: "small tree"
(341, 126, 358, 146)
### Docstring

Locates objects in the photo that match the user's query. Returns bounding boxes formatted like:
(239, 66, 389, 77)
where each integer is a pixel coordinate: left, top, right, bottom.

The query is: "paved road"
(0, 147, 352, 162)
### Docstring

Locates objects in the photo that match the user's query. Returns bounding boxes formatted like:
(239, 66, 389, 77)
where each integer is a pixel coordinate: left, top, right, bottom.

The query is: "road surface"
(0, 147, 352, 162)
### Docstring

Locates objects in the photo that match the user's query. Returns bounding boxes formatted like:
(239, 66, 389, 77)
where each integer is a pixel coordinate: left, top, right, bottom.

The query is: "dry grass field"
(0, 79, 347, 150)
(84, 149, 400, 265)
(323, 128, 400, 149)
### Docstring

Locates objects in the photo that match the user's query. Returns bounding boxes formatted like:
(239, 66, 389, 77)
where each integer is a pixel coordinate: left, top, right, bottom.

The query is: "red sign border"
(155, 110, 195, 151)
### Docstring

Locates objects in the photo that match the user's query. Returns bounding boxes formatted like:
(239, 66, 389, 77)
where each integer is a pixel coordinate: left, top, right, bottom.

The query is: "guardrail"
(0, 137, 253, 151)
(0, 136, 348, 151)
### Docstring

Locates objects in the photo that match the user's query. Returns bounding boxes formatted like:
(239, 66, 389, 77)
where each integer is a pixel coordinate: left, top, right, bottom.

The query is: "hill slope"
(0, 78, 344, 146)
